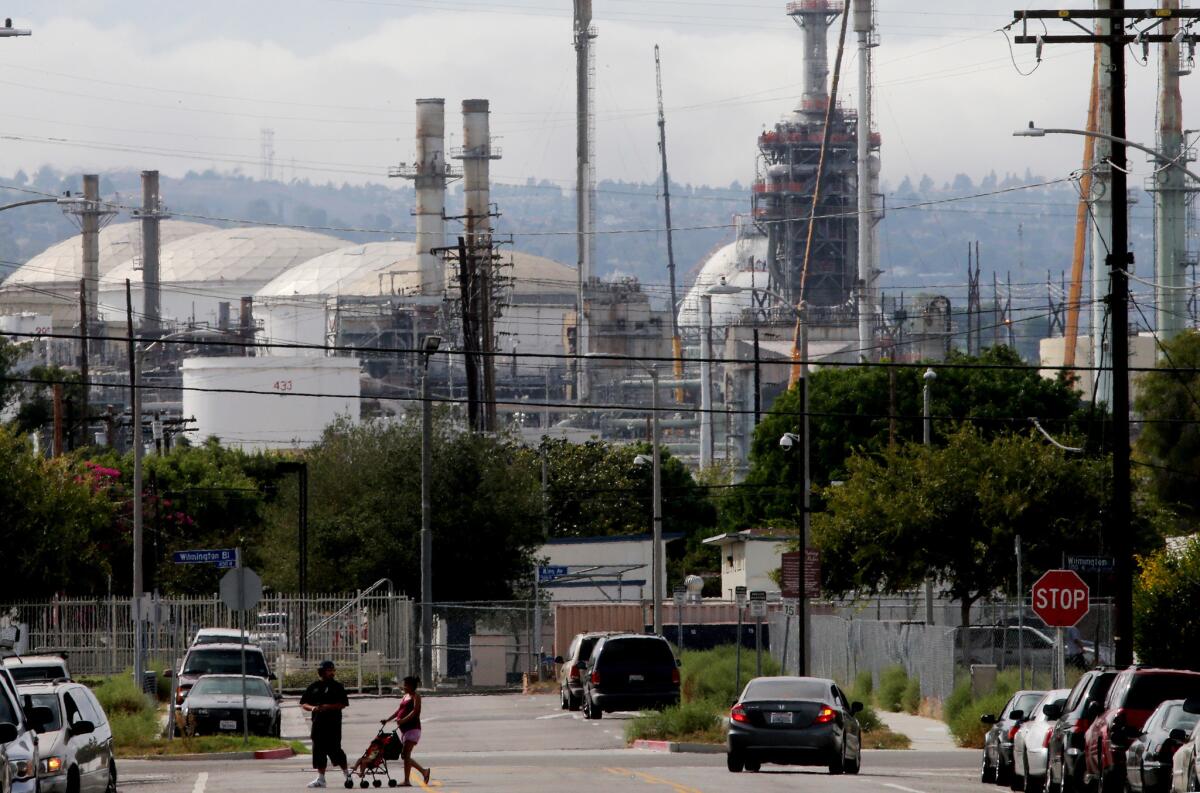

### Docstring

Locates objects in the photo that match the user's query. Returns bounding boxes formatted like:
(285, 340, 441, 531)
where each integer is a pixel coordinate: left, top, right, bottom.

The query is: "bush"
(1134, 537, 1200, 667)
(901, 677, 921, 714)
(92, 673, 154, 717)
(943, 670, 1021, 748)
(625, 701, 723, 743)
(852, 670, 874, 702)
(855, 701, 883, 732)
(680, 646, 778, 706)
(877, 665, 909, 712)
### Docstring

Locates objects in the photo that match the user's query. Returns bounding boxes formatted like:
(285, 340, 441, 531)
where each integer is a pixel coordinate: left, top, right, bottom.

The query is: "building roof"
(101, 226, 347, 288)
(1, 220, 214, 288)
(256, 240, 417, 298)
(702, 528, 795, 546)
(545, 532, 685, 545)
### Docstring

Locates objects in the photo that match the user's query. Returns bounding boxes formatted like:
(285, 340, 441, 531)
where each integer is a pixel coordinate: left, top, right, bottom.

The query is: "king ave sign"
(1031, 569, 1090, 627)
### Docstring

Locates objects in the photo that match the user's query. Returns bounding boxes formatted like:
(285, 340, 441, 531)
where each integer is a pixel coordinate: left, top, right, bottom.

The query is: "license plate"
(629, 674, 644, 682)
(219, 720, 238, 731)
(769, 712, 794, 724)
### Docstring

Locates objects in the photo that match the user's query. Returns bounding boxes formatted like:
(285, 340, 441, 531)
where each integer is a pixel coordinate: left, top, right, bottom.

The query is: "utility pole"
(923, 368, 936, 625)
(78, 278, 89, 448)
(420, 335, 441, 686)
(574, 0, 596, 403)
(126, 279, 145, 692)
(655, 45, 684, 402)
(1009, 1, 1199, 668)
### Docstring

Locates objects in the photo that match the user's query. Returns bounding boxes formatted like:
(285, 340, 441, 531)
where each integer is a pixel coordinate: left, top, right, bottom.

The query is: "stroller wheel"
(359, 781, 369, 789)
(388, 781, 398, 788)
(373, 782, 382, 789)
(343, 781, 354, 789)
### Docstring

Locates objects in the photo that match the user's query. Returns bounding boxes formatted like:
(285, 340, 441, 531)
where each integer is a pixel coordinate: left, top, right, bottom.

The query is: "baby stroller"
(346, 728, 403, 788)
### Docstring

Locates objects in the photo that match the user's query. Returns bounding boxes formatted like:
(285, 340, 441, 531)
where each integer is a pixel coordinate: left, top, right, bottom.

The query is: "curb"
(254, 747, 296, 760)
(630, 740, 726, 754)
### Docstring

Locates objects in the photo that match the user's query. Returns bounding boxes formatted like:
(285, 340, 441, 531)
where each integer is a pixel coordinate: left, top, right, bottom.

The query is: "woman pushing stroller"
(381, 676, 430, 786)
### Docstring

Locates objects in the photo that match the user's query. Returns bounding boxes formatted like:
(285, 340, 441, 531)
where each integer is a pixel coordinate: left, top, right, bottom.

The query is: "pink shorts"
(401, 729, 421, 745)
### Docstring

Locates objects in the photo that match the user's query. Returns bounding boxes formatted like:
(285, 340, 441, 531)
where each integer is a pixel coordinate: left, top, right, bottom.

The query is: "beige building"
(702, 528, 794, 601)
(1038, 333, 1158, 402)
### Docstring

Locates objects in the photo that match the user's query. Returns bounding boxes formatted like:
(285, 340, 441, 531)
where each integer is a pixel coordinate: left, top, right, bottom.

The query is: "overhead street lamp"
(420, 334, 441, 686)
(1014, 122, 1200, 183)
(0, 18, 31, 37)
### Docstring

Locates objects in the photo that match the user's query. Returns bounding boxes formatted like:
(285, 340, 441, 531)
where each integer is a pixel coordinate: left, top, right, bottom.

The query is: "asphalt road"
(116, 693, 981, 793)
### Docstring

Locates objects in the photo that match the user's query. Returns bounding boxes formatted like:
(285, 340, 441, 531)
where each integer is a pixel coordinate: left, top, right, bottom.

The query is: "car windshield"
(1127, 675, 1200, 710)
(7, 664, 66, 683)
(743, 679, 833, 702)
(183, 649, 269, 677)
(191, 677, 273, 698)
(1009, 692, 1045, 718)
(596, 639, 675, 667)
(1160, 703, 1200, 733)
(21, 693, 62, 731)
(193, 634, 245, 645)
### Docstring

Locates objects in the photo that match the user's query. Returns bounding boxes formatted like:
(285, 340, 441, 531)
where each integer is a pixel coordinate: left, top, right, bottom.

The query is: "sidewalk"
(877, 711, 961, 751)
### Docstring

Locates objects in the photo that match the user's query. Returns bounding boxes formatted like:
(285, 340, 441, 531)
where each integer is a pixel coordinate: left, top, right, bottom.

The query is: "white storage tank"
(181, 356, 361, 451)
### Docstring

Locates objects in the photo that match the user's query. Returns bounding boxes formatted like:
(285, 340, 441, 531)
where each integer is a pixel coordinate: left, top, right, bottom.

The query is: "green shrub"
(680, 646, 779, 706)
(877, 665, 909, 712)
(901, 677, 921, 714)
(855, 701, 883, 732)
(949, 688, 1012, 749)
(625, 701, 723, 743)
(852, 670, 874, 702)
(92, 673, 154, 717)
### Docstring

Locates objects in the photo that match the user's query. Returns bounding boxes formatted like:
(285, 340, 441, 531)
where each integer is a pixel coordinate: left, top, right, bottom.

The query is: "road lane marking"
(535, 713, 573, 720)
(883, 783, 930, 793)
(192, 772, 208, 793)
(608, 767, 705, 793)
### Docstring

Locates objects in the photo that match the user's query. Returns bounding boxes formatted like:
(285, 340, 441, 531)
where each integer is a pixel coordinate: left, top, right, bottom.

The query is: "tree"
(811, 427, 1153, 630)
(1134, 329, 1200, 521)
(262, 415, 544, 600)
(1134, 536, 1200, 669)
(0, 428, 114, 598)
(725, 347, 1092, 528)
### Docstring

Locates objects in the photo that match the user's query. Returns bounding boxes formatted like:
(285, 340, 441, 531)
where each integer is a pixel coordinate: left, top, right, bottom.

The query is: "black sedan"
(1125, 699, 1198, 793)
(179, 674, 281, 737)
(726, 676, 862, 774)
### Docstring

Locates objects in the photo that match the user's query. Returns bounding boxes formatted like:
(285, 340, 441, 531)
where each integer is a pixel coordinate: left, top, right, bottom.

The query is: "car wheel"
(829, 744, 846, 776)
(273, 716, 282, 738)
(66, 768, 80, 793)
(106, 760, 118, 793)
(845, 749, 861, 775)
(984, 753, 997, 784)
(560, 688, 569, 710)
(568, 691, 581, 712)
(727, 751, 744, 773)
(744, 762, 761, 773)
(998, 760, 1013, 787)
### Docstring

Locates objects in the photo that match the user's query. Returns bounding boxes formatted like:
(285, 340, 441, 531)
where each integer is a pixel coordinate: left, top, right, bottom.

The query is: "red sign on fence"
(1031, 569, 1090, 627)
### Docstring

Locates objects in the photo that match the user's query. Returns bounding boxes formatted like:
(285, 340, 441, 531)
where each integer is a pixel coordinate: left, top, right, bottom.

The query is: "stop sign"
(1031, 569, 1090, 627)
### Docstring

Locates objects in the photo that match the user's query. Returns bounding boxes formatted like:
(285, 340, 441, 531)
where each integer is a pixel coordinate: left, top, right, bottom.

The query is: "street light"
(922, 367, 936, 625)
(420, 334, 441, 686)
(778, 431, 807, 675)
(0, 18, 31, 37)
(1013, 121, 1200, 183)
(595, 352, 663, 635)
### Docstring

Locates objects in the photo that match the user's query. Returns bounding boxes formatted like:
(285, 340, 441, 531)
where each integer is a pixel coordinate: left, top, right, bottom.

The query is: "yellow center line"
(606, 766, 706, 793)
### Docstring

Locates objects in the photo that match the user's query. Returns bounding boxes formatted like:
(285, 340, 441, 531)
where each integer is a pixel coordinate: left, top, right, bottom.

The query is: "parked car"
(1170, 700, 1200, 793)
(1084, 668, 1200, 793)
(252, 613, 289, 653)
(1048, 668, 1118, 793)
(17, 681, 116, 793)
(166, 643, 273, 705)
(190, 628, 247, 647)
(958, 626, 1077, 669)
(1125, 699, 1198, 793)
(578, 634, 679, 719)
(982, 689, 1048, 785)
(554, 632, 618, 712)
(178, 674, 280, 737)
(1013, 689, 1070, 793)
(726, 676, 862, 774)
(2, 656, 70, 684)
(0, 668, 46, 793)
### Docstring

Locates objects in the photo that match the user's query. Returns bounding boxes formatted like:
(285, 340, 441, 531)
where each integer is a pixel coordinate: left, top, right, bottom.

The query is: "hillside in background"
(0, 167, 1157, 324)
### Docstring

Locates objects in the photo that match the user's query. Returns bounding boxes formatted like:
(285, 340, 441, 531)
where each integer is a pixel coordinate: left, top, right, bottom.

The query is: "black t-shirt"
(301, 678, 349, 727)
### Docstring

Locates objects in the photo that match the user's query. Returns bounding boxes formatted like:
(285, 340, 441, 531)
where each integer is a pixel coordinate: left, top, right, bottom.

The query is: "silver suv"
(17, 682, 115, 793)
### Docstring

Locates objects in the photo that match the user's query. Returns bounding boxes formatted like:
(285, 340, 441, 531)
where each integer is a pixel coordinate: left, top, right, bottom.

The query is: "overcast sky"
(0, 1, 1183, 193)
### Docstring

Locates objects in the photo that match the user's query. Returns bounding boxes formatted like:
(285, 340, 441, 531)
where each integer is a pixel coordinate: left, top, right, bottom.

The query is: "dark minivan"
(579, 634, 680, 719)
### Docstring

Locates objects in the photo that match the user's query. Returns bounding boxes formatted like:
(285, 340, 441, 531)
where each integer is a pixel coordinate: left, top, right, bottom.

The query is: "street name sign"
(538, 565, 568, 583)
(1032, 569, 1090, 627)
(173, 549, 238, 568)
(1066, 555, 1115, 574)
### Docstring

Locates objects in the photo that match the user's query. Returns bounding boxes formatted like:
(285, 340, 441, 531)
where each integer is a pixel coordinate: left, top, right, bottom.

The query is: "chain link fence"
(428, 601, 553, 688)
(0, 592, 414, 692)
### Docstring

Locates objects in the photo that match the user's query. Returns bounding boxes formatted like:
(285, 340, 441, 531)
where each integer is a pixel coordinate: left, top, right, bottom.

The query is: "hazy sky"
(0, 1, 1184, 193)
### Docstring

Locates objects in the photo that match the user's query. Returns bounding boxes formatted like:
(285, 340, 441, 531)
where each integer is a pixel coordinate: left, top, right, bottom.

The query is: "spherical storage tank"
(255, 240, 416, 353)
(181, 356, 360, 451)
(99, 227, 347, 328)
(0, 220, 213, 325)
(677, 235, 769, 329)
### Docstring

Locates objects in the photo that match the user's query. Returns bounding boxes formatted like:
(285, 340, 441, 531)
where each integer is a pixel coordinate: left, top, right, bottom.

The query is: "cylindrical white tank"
(414, 98, 446, 296)
(181, 356, 360, 450)
(258, 299, 329, 354)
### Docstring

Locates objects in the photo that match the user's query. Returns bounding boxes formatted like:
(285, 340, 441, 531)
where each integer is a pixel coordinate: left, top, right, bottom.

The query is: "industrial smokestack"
(414, 99, 447, 296)
(461, 99, 495, 240)
(1155, 0, 1186, 340)
(81, 174, 100, 330)
(791, 0, 835, 117)
(140, 170, 163, 333)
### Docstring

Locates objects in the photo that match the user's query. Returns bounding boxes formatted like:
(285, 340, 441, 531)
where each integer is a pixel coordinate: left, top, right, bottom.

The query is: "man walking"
(301, 660, 351, 788)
